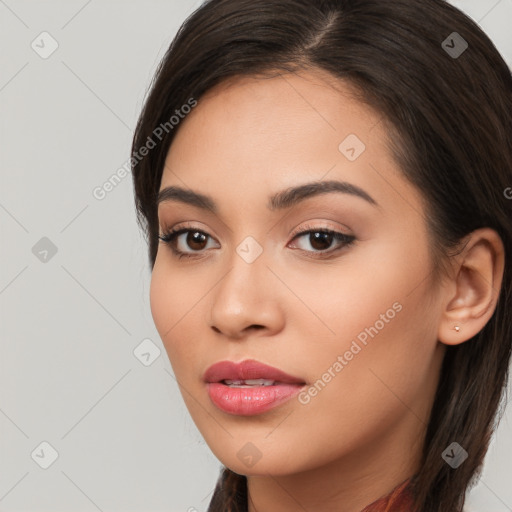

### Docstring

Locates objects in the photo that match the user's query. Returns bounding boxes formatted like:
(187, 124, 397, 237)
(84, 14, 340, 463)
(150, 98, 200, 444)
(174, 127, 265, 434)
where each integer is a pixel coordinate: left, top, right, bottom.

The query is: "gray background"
(0, 1, 511, 511)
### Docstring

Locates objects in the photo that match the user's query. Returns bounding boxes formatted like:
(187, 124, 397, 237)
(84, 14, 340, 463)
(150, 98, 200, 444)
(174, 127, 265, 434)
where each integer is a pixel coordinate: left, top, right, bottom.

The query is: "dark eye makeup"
(158, 222, 356, 260)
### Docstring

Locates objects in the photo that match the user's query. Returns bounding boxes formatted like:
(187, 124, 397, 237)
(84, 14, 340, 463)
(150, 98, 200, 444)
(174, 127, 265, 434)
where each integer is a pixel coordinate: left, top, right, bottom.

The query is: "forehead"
(166, 70, 383, 162)
(158, 69, 422, 222)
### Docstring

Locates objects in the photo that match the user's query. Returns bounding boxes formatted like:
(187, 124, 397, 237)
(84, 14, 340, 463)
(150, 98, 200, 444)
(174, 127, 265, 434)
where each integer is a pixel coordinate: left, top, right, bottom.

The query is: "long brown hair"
(130, 1, 512, 510)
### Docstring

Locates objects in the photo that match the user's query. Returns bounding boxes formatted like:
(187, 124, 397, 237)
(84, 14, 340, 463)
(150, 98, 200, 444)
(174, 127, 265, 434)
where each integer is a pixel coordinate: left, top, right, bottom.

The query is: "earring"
(454, 326, 461, 332)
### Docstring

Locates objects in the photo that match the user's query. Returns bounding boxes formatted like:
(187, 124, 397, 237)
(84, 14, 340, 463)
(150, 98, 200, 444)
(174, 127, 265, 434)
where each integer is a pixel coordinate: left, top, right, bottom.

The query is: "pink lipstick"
(204, 359, 306, 415)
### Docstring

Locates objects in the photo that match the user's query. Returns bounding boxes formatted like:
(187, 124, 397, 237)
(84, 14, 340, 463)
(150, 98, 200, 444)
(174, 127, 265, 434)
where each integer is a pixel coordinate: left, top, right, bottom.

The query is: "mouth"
(204, 359, 306, 416)
(203, 358, 306, 385)
(222, 378, 284, 387)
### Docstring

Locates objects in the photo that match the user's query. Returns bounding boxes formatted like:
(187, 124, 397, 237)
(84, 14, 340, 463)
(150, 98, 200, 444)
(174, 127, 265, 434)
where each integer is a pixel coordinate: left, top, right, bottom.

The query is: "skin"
(149, 69, 504, 512)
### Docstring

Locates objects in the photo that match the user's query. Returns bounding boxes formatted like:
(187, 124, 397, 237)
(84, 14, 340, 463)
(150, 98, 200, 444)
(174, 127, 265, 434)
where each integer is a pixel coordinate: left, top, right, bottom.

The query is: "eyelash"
(158, 222, 356, 260)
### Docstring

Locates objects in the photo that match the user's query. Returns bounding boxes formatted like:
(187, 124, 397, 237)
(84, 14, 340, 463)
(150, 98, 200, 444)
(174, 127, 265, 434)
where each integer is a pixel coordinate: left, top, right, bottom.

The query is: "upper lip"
(203, 359, 306, 385)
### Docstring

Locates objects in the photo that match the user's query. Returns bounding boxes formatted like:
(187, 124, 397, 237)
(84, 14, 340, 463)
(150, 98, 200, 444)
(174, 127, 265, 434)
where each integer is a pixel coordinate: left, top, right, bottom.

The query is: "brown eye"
(187, 231, 208, 250)
(158, 227, 219, 259)
(308, 231, 334, 251)
(288, 226, 356, 258)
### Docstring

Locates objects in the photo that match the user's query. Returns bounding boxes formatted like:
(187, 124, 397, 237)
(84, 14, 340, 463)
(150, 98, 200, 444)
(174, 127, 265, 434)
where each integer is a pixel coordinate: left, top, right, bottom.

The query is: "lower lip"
(206, 382, 305, 415)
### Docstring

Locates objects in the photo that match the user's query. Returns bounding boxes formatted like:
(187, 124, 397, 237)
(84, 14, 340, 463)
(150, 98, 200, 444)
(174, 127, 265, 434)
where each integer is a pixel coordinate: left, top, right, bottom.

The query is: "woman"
(130, 0, 512, 510)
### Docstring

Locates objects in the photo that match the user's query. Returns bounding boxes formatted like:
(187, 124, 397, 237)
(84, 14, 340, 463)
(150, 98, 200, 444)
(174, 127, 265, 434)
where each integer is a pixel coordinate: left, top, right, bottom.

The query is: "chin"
(214, 445, 311, 477)
(224, 460, 296, 477)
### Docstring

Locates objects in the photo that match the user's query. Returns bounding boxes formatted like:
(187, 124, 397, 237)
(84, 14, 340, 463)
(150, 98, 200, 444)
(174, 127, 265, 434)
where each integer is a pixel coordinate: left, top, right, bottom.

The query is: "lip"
(204, 359, 306, 416)
(203, 359, 305, 384)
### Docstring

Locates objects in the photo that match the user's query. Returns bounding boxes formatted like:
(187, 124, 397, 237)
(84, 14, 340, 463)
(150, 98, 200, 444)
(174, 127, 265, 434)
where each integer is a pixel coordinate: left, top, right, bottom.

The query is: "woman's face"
(150, 70, 447, 479)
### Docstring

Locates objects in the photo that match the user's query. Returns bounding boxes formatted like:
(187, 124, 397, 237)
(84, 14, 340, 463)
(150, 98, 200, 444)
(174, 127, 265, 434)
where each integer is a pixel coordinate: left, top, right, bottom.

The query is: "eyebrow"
(156, 180, 378, 213)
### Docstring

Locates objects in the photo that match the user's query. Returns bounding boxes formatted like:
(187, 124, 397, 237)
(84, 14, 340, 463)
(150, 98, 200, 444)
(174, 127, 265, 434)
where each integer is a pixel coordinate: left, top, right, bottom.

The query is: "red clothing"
(361, 478, 415, 511)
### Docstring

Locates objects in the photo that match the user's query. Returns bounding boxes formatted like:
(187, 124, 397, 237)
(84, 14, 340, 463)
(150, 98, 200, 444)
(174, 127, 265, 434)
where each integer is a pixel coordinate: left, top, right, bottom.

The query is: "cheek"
(298, 241, 437, 400)
(149, 259, 188, 363)
(284, 235, 432, 343)
(149, 259, 169, 340)
(286, 235, 438, 406)
(149, 257, 210, 377)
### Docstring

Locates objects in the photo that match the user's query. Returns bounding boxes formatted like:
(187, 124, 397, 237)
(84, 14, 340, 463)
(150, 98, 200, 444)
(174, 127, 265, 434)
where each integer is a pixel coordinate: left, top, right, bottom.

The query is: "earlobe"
(438, 228, 505, 346)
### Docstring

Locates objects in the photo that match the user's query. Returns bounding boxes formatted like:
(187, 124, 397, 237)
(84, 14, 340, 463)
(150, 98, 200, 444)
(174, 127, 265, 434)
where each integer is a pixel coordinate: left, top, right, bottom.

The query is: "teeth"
(244, 379, 275, 386)
(224, 379, 275, 387)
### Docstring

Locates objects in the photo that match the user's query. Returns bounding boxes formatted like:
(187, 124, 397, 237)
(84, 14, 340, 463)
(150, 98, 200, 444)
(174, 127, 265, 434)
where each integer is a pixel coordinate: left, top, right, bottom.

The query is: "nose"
(209, 245, 285, 340)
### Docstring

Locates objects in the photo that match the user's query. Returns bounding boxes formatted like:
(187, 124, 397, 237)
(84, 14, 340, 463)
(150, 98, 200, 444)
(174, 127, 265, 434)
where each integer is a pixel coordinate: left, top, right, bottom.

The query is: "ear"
(438, 228, 505, 346)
